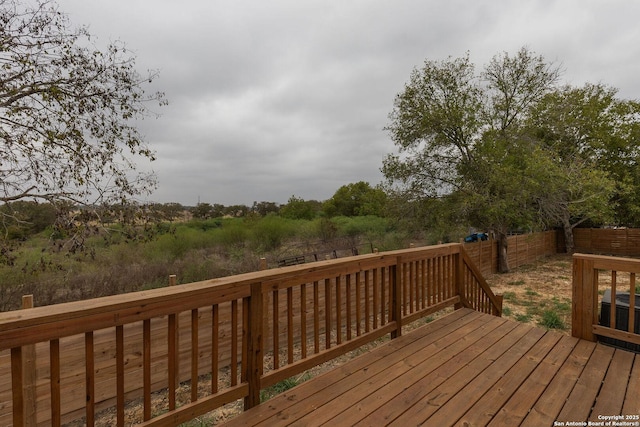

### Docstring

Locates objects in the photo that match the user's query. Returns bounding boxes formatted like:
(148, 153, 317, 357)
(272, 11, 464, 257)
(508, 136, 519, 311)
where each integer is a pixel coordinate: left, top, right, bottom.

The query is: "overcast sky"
(58, 0, 640, 206)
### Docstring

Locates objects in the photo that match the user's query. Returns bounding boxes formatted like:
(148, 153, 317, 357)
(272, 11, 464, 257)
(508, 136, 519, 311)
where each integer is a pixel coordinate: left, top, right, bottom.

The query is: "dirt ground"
(85, 254, 578, 426)
(486, 253, 574, 334)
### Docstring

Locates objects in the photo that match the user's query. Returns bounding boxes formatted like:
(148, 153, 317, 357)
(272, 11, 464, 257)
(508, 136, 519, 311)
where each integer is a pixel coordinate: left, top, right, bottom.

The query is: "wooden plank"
(593, 325, 640, 346)
(319, 316, 510, 427)
(224, 309, 481, 426)
(391, 323, 544, 425)
(290, 314, 508, 427)
(622, 353, 640, 416)
(491, 335, 582, 427)
(355, 319, 521, 426)
(425, 326, 552, 426)
(456, 331, 564, 426)
(556, 343, 615, 421)
(589, 349, 635, 421)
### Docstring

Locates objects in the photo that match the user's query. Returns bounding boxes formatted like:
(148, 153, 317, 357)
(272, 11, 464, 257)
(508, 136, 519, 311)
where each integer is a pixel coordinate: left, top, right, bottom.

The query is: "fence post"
(572, 256, 598, 341)
(22, 295, 37, 427)
(244, 282, 264, 410)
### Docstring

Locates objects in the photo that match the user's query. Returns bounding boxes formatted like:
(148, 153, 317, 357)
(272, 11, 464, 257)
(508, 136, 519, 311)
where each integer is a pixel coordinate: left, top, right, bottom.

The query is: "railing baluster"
(287, 287, 294, 364)
(611, 271, 617, 329)
(325, 278, 331, 349)
(346, 273, 352, 340)
(116, 325, 125, 427)
(355, 272, 362, 337)
(50, 339, 61, 427)
(168, 313, 177, 410)
(300, 283, 307, 358)
(85, 331, 95, 426)
(11, 347, 23, 427)
(211, 304, 219, 393)
(405, 262, 411, 315)
(231, 300, 238, 386)
(336, 276, 342, 345)
(364, 270, 370, 333)
(143, 319, 151, 421)
(191, 308, 199, 402)
(242, 296, 249, 383)
(313, 281, 320, 354)
(272, 290, 279, 369)
(373, 268, 379, 329)
(380, 267, 386, 326)
(629, 273, 636, 334)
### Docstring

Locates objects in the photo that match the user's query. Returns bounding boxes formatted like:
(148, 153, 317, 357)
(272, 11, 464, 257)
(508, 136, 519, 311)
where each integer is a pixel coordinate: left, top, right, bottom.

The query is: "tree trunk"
(497, 231, 510, 273)
(563, 218, 575, 254)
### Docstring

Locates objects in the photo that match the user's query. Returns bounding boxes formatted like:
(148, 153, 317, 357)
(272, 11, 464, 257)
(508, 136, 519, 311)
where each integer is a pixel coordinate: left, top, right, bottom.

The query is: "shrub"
(249, 215, 297, 251)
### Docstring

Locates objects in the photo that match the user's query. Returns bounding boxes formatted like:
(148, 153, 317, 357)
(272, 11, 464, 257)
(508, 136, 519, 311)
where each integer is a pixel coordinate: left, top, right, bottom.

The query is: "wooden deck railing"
(0, 243, 501, 427)
(572, 253, 640, 346)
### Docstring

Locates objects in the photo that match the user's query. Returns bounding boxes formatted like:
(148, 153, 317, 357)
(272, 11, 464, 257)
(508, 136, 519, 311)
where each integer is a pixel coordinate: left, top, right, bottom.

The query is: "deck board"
(223, 308, 640, 427)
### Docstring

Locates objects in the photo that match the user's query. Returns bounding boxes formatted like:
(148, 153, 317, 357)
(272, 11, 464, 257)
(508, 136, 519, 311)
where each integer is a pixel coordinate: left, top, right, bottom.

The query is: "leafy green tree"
(280, 195, 320, 220)
(191, 203, 213, 219)
(524, 83, 631, 250)
(0, 201, 57, 239)
(324, 182, 387, 217)
(251, 201, 280, 217)
(224, 205, 250, 217)
(0, 0, 165, 254)
(384, 48, 561, 271)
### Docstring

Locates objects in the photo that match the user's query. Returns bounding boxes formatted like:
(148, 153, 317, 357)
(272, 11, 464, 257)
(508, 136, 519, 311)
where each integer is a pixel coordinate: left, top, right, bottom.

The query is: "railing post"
(572, 256, 598, 341)
(244, 282, 264, 410)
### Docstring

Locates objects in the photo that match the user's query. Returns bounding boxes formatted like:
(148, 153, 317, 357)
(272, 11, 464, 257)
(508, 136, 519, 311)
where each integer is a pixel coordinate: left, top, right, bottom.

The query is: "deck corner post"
(391, 262, 402, 339)
(572, 256, 597, 341)
(244, 281, 264, 410)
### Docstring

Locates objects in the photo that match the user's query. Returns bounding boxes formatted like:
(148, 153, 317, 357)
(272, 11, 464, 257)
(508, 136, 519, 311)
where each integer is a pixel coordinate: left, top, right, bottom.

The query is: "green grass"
(538, 310, 566, 330)
(260, 374, 311, 402)
(524, 288, 539, 297)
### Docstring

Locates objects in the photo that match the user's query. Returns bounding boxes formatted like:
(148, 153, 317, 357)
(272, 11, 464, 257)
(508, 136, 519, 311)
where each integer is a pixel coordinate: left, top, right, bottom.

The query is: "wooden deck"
(223, 308, 640, 427)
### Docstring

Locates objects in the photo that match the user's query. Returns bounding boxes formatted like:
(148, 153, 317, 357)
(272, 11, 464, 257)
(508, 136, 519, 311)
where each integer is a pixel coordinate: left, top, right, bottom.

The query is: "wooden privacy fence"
(0, 243, 501, 427)
(463, 230, 558, 276)
(573, 228, 640, 256)
(572, 253, 640, 348)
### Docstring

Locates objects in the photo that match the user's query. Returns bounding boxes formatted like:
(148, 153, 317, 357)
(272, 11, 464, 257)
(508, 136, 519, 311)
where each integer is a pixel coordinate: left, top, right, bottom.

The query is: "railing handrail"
(1, 243, 500, 426)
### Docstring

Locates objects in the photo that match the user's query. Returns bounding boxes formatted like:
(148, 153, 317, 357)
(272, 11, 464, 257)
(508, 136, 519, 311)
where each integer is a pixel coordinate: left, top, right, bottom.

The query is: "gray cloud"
(58, 0, 640, 205)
